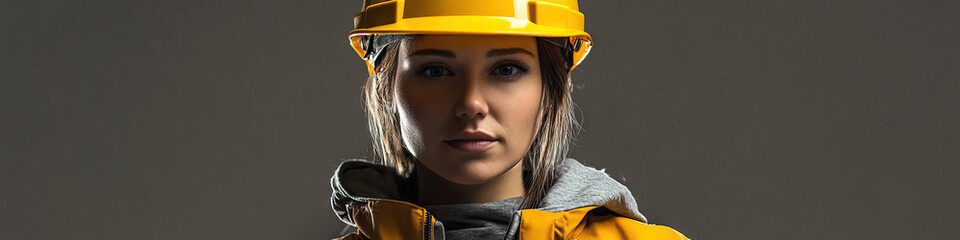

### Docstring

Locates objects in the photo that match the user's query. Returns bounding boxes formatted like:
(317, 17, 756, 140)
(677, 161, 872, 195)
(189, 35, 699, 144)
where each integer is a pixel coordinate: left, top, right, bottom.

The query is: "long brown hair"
(361, 36, 579, 209)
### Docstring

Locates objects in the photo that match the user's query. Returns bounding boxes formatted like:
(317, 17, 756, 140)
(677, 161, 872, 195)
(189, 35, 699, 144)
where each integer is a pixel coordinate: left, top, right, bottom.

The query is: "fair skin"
(393, 35, 543, 205)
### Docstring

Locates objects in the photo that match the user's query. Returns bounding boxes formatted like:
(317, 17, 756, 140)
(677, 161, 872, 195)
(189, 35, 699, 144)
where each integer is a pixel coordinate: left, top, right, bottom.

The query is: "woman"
(331, 0, 689, 239)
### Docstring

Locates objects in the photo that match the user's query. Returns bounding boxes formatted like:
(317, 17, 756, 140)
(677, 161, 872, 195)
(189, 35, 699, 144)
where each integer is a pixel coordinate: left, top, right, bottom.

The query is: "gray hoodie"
(330, 158, 648, 240)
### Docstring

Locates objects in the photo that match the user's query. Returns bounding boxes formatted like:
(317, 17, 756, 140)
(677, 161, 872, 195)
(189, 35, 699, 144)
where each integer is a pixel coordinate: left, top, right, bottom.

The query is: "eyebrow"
(487, 48, 535, 58)
(409, 48, 536, 58)
(410, 49, 456, 58)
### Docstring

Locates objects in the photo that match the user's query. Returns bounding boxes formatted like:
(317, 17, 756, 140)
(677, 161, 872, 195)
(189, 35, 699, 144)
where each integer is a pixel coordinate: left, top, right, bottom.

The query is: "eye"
(495, 65, 519, 75)
(490, 61, 531, 77)
(417, 65, 454, 78)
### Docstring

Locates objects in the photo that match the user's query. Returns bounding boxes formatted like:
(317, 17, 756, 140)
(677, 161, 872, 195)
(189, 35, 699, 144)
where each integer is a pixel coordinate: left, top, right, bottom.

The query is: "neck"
(416, 161, 525, 205)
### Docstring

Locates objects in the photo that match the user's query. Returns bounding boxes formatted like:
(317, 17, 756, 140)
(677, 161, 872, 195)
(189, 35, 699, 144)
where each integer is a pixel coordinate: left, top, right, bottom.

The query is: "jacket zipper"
(423, 211, 433, 240)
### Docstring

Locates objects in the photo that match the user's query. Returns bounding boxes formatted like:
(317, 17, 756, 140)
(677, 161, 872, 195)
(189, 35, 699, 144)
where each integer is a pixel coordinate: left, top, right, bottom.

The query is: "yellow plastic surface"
(348, 0, 594, 74)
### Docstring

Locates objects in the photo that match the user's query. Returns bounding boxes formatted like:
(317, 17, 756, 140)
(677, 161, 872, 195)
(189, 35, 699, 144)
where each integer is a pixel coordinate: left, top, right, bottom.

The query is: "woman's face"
(394, 35, 542, 185)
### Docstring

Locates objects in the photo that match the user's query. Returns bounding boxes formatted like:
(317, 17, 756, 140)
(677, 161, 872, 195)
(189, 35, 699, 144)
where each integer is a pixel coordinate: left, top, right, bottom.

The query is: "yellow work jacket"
(331, 158, 690, 240)
(334, 199, 689, 240)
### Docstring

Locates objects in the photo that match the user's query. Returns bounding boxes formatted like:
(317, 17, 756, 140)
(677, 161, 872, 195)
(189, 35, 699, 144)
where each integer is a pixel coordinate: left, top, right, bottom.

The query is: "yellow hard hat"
(348, 0, 593, 74)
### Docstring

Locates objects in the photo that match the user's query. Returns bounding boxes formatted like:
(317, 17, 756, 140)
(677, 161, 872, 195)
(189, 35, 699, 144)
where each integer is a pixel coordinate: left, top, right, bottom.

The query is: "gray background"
(2, 0, 958, 239)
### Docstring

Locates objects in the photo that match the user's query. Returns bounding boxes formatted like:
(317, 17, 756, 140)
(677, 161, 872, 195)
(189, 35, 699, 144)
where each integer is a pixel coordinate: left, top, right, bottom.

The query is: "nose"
(453, 79, 488, 119)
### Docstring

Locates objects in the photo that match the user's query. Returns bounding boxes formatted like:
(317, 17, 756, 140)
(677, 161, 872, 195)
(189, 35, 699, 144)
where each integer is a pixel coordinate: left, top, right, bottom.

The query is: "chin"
(432, 158, 515, 185)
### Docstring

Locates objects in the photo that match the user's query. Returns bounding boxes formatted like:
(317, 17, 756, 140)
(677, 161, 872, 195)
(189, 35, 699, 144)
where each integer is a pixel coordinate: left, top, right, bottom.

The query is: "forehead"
(405, 35, 537, 54)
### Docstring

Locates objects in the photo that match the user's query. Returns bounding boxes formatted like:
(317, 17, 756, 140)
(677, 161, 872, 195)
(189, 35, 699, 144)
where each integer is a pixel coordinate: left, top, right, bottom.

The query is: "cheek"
(497, 79, 543, 147)
(395, 80, 448, 156)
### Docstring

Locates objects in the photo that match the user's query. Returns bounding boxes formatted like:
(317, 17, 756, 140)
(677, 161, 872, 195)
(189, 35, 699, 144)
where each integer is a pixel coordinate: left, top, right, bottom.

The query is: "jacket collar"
(330, 158, 648, 227)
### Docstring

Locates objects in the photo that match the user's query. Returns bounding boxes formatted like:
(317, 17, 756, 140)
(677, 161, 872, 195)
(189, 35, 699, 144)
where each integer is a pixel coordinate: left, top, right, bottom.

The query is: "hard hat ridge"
(349, 0, 593, 74)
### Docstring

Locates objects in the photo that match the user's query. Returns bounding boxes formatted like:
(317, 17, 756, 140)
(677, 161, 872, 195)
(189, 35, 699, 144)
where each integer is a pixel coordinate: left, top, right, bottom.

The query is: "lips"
(444, 131, 498, 152)
(447, 131, 497, 141)
(445, 139, 497, 152)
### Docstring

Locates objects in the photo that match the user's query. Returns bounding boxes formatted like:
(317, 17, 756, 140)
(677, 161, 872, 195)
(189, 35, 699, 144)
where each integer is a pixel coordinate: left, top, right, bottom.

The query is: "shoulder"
(579, 207, 690, 240)
(521, 206, 689, 239)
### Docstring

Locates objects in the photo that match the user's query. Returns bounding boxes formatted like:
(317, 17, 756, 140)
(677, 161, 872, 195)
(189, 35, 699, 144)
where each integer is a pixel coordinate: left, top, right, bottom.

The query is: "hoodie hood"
(330, 158, 647, 227)
(329, 159, 414, 227)
(538, 158, 648, 222)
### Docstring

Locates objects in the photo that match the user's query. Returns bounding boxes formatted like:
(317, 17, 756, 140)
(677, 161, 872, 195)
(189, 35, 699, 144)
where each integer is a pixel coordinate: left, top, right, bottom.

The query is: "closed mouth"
(444, 139, 497, 152)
